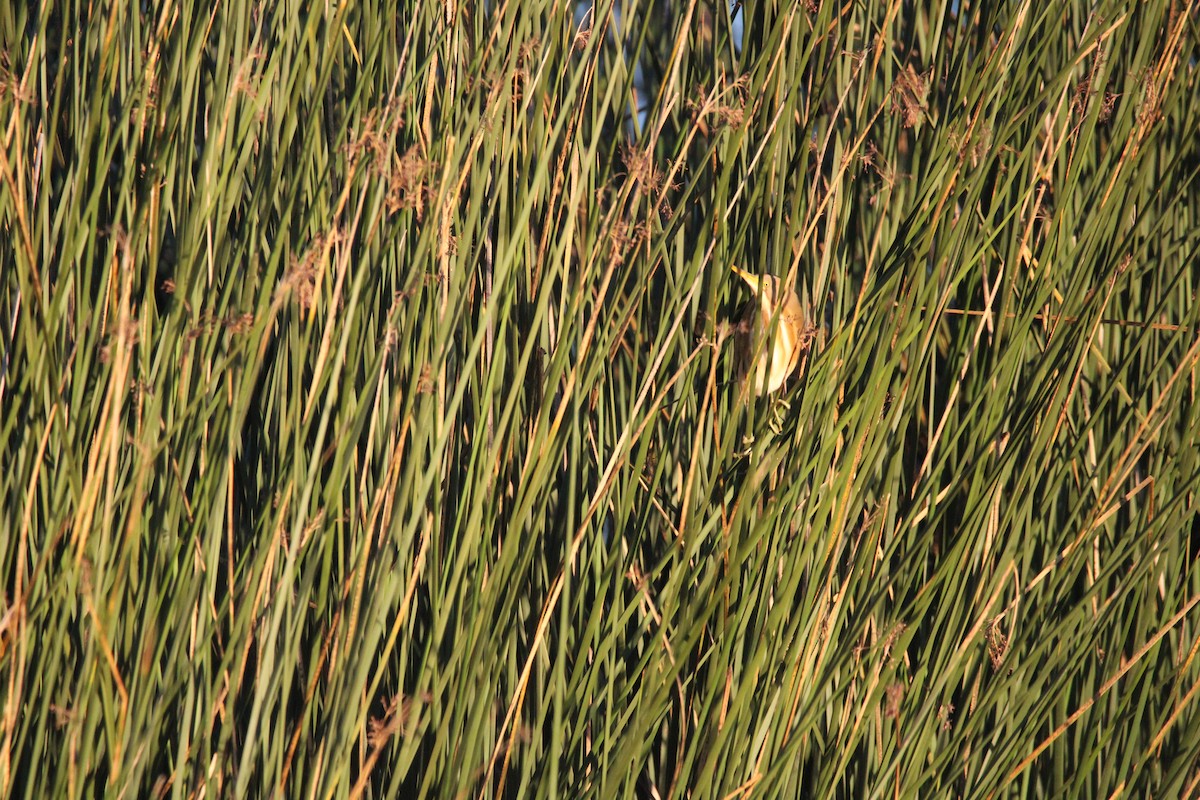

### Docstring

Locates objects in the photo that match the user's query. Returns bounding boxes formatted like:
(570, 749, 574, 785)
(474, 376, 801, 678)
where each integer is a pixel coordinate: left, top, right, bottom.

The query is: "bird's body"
(731, 266, 808, 396)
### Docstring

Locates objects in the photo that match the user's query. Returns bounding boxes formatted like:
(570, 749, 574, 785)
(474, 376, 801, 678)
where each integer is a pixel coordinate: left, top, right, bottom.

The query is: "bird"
(731, 266, 809, 397)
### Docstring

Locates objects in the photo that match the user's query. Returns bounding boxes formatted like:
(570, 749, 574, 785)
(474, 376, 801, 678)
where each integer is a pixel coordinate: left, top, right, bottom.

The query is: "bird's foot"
(767, 398, 790, 435)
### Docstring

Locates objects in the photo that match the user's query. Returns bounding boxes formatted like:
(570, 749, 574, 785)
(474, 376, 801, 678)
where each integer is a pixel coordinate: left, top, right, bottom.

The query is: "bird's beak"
(731, 266, 760, 295)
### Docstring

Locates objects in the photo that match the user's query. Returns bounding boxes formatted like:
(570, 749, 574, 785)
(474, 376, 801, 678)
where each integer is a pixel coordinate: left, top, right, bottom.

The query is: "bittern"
(731, 266, 809, 397)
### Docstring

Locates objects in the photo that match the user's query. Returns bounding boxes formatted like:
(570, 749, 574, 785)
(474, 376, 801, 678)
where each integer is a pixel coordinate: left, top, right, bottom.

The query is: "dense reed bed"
(2, 1, 1199, 797)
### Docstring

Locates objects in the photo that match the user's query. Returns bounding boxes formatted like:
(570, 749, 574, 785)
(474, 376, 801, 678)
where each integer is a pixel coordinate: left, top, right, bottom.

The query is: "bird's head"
(732, 266, 780, 310)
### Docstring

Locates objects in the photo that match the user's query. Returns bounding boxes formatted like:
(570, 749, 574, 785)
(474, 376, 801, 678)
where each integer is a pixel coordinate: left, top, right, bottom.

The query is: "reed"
(2, 1, 1198, 797)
